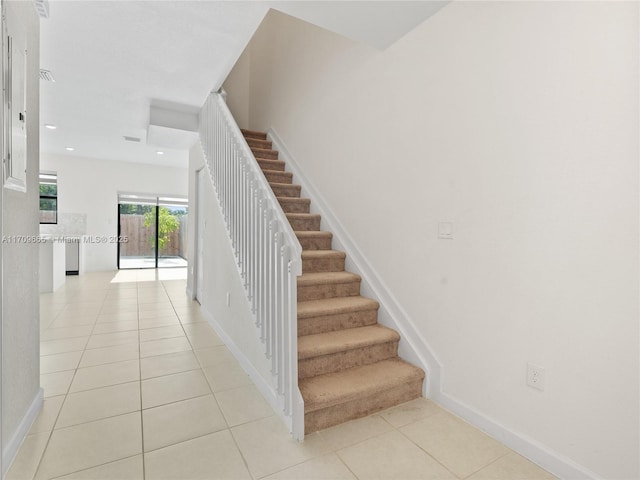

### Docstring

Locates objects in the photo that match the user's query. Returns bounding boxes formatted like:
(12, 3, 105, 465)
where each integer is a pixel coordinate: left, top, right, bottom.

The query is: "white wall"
(232, 3, 639, 479)
(2, 0, 42, 471)
(223, 47, 251, 130)
(40, 154, 188, 272)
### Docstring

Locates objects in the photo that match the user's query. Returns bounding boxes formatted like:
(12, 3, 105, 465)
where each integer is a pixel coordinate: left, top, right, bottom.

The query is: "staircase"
(242, 129, 425, 433)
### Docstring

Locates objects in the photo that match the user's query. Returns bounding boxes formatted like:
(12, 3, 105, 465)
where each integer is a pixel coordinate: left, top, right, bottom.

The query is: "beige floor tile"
(178, 314, 208, 325)
(264, 453, 356, 480)
(41, 371, 75, 398)
(400, 411, 510, 478)
(96, 312, 138, 323)
(186, 330, 224, 349)
(215, 384, 274, 427)
(378, 397, 443, 428)
(194, 345, 235, 367)
(140, 351, 200, 380)
(40, 337, 88, 356)
(5, 432, 51, 480)
(40, 351, 83, 375)
(35, 412, 142, 480)
(138, 309, 176, 320)
(40, 326, 93, 342)
(100, 304, 138, 315)
(138, 301, 172, 311)
(86, 330, 139, 349)
(141, 369, 211, 409)
(337, 430, 456, 480)
(91, 320, 139, 335)
(138, 316, 180, 330)
(105, 289, 138, 299)
(140, 336, 192, 358)
(138, 325, 185, 343)
(29, 396, 65, 435)
(79, 342, 139, 368)
(48, 316, 96, 329)
(231, 416, 331, 479)
(142, 394, 226, 452)
(144, 430, 250, 480)
(316, 414, 393, 452)
(53, 455, 144, 479)
(70, 359, 140, 393)
(203, 361, 252, 392)
(467, 452, 558, 480)
(57, 382, 141, 428)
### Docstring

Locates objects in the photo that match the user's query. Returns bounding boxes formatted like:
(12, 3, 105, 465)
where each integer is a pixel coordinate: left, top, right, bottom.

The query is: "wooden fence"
(119, 215, 187, 258)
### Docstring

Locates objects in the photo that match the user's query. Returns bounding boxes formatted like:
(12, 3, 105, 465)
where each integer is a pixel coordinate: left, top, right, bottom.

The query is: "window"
(39, 172, 57, 224)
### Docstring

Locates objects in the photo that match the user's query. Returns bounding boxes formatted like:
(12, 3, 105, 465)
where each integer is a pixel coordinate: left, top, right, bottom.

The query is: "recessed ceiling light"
(44, 124, 57, 130)
(65, 147, 75, 151)
(156, 151, 164, 155)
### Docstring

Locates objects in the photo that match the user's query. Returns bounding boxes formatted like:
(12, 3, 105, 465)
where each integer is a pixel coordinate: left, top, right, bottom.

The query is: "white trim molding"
(2, 388, 43, 476)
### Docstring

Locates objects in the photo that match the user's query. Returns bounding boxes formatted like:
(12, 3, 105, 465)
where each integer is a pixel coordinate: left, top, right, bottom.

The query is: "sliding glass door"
(117, 194, 188, 269)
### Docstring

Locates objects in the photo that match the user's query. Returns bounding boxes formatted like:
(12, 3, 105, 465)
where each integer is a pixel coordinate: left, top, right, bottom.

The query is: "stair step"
(298, 272, 361, 301)
(271, 183, 301, 198)
(298, 296, 379, 336)
(258, 159, 286, 172)
(264, 170, 293, 185)
(287, 213, 321, 231)
(278, 197, 311, 214)
(241, 129, 267, 140)
(302, 250, 346, 273)
(246, 137, 272, 150)
(296, 231, 332, 250)
(298, 325, 399, 379)
(252, 147, 278, 160)
(300, 358, 425, 433)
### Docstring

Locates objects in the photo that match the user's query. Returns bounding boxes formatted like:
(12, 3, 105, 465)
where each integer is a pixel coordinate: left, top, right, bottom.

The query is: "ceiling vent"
(123, 136, 141, 143)
(39, 69, 55, 82)
(33, 0, 50, 19)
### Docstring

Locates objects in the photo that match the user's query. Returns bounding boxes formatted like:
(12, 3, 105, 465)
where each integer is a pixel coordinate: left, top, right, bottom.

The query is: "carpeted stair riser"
(299, 341, 399, 379)
(252, 147, 279, 160)
(278, 198, 311, 214)
(241, 129, 267, 140)
(246, 138, 272, 150)
(298, 308, 378, 336)
(298, 279, 361, 302)
(271, 183, 301, 198)
(296, 232, 333, 250)
(286, 214, 321, 231)
(302, 251, 346, 273)
(257, 159, 286, 172)
(305, 378, 423, 432)
(264, 170, 293, 184)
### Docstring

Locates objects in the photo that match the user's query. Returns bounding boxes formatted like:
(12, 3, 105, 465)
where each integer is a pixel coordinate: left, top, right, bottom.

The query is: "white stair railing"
(198, 91, 305, 440)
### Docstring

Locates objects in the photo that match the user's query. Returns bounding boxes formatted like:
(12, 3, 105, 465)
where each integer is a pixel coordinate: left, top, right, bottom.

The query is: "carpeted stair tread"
(278, 197, 311, 214)
(241, 129, 267, 139)
(270, 183, 302, 198)
(297, 296, 379, 319)
(298, 271, 360, 287)
(258, 159, 286, 171)
(298, 325, 399, 360)
(301, 250, 346, 260)
(252, 147, 278, 159)
(300, 358, 425, 413)
(246, 137, 272, 149)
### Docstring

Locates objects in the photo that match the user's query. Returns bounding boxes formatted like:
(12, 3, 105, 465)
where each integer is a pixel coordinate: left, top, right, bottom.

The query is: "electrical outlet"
(226, 292, 230, 307)
(438, 222, 454, 240)
(527, 363, 545, 391)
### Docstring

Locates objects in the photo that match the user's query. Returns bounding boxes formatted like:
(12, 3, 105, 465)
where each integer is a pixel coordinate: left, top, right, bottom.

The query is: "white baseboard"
(266, 127, 598, 480)
(199, 306, 292, 433)
(3, 388, 44, 476)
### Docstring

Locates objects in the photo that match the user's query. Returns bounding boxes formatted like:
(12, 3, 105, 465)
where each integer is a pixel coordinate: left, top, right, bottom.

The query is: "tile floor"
(7, 268, 558, 480)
